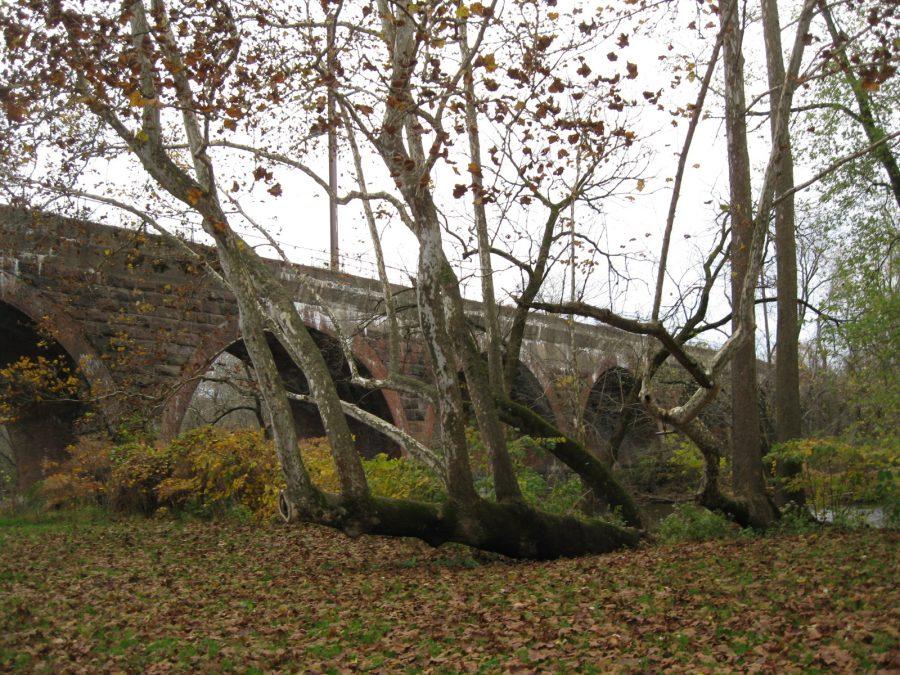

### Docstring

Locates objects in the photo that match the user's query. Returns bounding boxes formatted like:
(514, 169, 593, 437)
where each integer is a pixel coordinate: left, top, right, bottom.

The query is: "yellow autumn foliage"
(41, 427, 443, 519)
(298, 437, 442, 502)
(40, 436, 112, 509)
(159, 427, 284, 519)
(0, 355, 82, 424)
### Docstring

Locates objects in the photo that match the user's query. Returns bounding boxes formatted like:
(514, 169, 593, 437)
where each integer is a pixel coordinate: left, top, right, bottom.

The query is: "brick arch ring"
(159, 315, 409, 442)
(0, 270, 120, 423)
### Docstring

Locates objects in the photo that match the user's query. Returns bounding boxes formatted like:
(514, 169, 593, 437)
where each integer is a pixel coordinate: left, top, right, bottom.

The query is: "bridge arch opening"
(456, 357, 566, 474)
(182, 328, 401, 459)
(0, 301, 91, 493)
(508, 360, 555, 423)
(457, 357, 555, 423)
(583, 366, 658, 464)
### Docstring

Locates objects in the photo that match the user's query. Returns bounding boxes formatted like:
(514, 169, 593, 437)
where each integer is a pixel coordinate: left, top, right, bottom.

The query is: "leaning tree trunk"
(153, 0, 369, 514)
(50, 0, 650, 560)
(142, 0, 650, 558)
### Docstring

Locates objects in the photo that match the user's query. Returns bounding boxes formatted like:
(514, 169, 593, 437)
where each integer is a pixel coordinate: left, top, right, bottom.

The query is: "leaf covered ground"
(1, 511, 897, 672)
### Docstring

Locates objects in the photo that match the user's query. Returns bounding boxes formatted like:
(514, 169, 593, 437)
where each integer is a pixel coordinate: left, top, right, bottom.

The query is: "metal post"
(327, 15, 339, 271)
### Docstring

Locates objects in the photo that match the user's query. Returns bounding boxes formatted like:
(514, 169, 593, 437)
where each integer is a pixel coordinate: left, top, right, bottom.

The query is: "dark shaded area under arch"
(458, 358, 556, 425)
(225, 328, 401, 459)
(583, 366, 658, 464)
(0, 302, 87, 490)
(508, 361, 555, 424)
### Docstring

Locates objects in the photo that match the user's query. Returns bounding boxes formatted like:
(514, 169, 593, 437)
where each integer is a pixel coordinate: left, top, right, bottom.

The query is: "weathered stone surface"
(1, 205, 664, 451)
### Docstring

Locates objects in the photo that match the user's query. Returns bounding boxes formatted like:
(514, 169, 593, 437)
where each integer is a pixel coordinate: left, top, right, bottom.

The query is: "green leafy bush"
(657, 503, 737, 543)
(765, 437, 898, 527)
(465, 427, 590, 517)
(618, 435, 729, 498)
(515, 464, 586, 517)
(299, 436, 442, 503)
(773, 503, 820, 535)
(667, 438, 706, 485)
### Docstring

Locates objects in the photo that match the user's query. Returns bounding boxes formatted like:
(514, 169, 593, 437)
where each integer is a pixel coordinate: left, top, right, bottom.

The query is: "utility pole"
(569, 152, 580, 440)
(327, 14, 340, 271)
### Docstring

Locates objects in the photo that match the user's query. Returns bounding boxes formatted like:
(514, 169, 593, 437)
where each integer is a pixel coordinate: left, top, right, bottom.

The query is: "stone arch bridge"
(1, 206, 670, 486)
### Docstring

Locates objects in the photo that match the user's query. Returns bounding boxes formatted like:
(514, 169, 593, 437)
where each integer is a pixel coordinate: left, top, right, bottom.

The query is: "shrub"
(618, 434, 729, 498)
(41, 428, 281, 518)
(465, 427, 591, 517)
(361, 452, 443, 502)
(513, 463, 587, 517)
(298, 436, 442, 502)
(765, 437, 899, 527)
(159, 427, 284, 519)
(298, 436, 342, 493)
(107, 441, 178, 514)
(617, 445, 675, 494)
(666, 437, 705, 486)
(41, 429, 445, 519)
(0, 464, 13, 507)
(774, 503, 820, 535)
(657, 503, 737, 543)
(39, 436, 113, 509)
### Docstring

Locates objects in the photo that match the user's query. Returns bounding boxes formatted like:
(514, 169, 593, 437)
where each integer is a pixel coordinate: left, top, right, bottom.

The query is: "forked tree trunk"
(413, 223, 481, 505)
(151, 0, 369, 512)
(119, 0, 647, 558)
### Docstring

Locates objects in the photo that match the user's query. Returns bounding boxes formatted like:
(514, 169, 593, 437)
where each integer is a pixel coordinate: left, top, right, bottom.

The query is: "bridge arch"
(517, 354, 565, 428)
(161, 317, 406, 458)
(457, 355, 558, 428)
(507, 358, 557, 425)
(582, 364, 658, 463)
(0, 270, 117, 416)
(0, 271, 118, 489)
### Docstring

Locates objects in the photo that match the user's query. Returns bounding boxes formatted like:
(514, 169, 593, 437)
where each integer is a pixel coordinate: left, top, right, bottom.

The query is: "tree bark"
(761, 0, 804, 504)
(503, 208, 561, 389)
(418, 207, 522, 502)
(497, 399, 644, 529)
(308, 493, 641, 560)
(719, 3, 777, 526)
(459, 22, 506, 395)
(372, 2, 520, 503)
(678, 418, 759, 528)
(145, 0, 370, 508)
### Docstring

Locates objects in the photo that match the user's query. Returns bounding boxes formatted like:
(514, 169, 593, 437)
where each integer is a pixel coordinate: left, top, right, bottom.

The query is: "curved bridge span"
(1, 205, 671, 484)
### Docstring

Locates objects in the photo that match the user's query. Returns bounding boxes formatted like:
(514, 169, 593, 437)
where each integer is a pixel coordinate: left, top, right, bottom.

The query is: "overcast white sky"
(71, 0, 836, 352)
